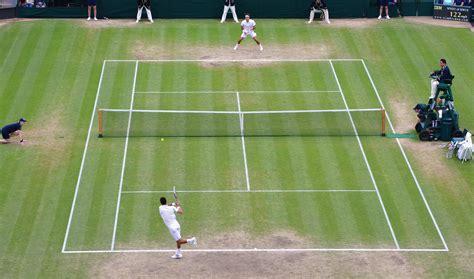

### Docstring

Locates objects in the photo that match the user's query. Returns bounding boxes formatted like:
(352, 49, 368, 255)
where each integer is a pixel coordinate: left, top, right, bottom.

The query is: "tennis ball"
(161, 138, 164, 141)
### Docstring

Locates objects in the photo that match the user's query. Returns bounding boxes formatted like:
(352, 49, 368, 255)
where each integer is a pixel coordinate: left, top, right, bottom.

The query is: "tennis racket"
(173, 186, 178, 201)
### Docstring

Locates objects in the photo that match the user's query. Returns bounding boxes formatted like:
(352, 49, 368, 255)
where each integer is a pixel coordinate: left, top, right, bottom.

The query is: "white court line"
(62, 248, 448, 254)
(110, 60, 139, 251)
(236, 92, 251, 192)
(121, 189, 376, 194)
(105, 59, 364, 63)
(361, 60, 449, 251)
(61, 61, 107, 253)
(329, 61, 400, 250)
(98, 108, 383, 114)
(135, 90, 340, 94)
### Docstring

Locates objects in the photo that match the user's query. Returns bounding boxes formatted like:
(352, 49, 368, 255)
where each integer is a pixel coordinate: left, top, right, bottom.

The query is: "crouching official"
(1, 118, 27, 144)
(308, 0, 330, 24)
(221, 0, 239, 23)
(137, 0, 153, 23)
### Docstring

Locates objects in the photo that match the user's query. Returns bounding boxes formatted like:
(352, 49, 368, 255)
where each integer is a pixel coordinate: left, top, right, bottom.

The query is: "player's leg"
(378, 6, 383, 19)
(385, 6, 390, 19)
(230, 6, 238, 23)
(234, 33, 246, 50)
(323, 9, 330, 24)
(87, 6, 91, 20)
(308, 8, 315, 23)
(136, 6, 143, 22)
(430, 80, 439, 100)
(221, 5, 230, 23)
(93, 6, 97, 20)
(252, 34, 263, 51)
(1, 131, 11, 144)
(145, 1, 153, 23)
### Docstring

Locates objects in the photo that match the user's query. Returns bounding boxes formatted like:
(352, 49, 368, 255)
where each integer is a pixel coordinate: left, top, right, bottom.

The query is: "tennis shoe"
(94, 17, 97, 21)
(87, 17, 91, 21)
(171, 254, 183, 259)
(234, 44, 239, 50)
(189, 237, 197, 246)
(386, 15, 390, 20)
(377, 15, 382, 20)
(259, 44, 263, 51)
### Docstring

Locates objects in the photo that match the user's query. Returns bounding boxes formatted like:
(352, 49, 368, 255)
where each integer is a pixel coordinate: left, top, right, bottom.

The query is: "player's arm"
(18, 130, 24, 143)
(174, 201, 184, 214)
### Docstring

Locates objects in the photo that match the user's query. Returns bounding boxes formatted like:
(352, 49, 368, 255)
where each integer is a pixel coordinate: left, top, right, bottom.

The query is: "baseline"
(63, 248, 447, 254)
(135, 90, 340, 94)
(121, 189, 376, 194)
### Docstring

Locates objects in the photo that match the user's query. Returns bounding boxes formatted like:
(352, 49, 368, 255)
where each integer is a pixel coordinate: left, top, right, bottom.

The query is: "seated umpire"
(429, 58, 453, 101)
(1, 118, 27, 144)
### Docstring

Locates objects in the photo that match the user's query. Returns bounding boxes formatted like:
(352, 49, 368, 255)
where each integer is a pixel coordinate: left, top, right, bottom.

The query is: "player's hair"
(160, 197, 167, 205)
(440, 58, 447, 64)
(245, 14, 250, 17)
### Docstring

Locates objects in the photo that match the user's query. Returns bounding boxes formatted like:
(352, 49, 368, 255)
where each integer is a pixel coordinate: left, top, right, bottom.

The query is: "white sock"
(177, 248, 181, 254)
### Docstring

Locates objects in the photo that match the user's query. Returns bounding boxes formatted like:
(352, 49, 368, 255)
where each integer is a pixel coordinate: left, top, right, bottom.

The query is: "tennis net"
(97, 108, 386, 137)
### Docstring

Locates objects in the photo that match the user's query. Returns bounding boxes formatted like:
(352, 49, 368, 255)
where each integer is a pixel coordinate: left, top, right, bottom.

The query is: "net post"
(98, 109, 103, 138)
(381, 108, 386, 137)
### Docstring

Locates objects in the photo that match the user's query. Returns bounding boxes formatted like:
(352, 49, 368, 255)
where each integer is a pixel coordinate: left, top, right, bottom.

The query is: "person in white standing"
(234, 14, 263, 51)
(307, 0, 330, 24)
(136, 0, 153, 23)
(159, 197, 197, 259)
(221, 0, 239, 23)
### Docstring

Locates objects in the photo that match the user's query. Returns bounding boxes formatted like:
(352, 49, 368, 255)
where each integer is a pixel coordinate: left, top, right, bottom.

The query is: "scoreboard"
(433, 4, 472, 22)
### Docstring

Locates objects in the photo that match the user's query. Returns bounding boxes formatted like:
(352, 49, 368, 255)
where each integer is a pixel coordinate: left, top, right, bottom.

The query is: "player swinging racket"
(234, 14, 263, 51)
(159, 196, 197, 259)
(136, 0, 153, 23)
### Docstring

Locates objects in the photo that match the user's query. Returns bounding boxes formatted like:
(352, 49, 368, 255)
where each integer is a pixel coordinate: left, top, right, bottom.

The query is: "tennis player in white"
(234, 14, 263, 51)
(159, 197, 197, 259)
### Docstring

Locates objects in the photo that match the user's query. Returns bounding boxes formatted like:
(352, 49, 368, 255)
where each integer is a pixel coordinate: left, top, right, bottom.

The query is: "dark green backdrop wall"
(17, 0, 439, 19)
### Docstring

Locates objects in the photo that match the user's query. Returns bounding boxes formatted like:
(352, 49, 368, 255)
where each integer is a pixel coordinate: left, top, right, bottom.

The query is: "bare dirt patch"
(404, 16, 471, 29)
(386, 96, 471, 189)
(79, 19, 142, 29)
(327, 18, 378, 29)
(196, 230, 311, 249)
(0, 18, 39, 28)
(91, 251, 424, 278)
(96, 231, 424, 277)
(131, 42, 332, 63)
(23, 110, 70, 154)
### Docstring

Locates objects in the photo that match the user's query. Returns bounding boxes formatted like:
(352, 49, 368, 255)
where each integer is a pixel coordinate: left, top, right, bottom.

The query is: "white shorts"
(167, 224, 181, 241)
(241, 31, 257, 38)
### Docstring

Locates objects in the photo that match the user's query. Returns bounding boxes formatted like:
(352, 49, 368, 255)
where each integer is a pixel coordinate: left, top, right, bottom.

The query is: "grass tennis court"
(63, 59, 445, 253)
(0, 19, 472, 277)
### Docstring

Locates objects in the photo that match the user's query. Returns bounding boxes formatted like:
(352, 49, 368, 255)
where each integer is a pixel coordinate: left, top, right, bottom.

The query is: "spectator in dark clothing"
(307, 0, 330, 24)
(378, 0, 390, 19)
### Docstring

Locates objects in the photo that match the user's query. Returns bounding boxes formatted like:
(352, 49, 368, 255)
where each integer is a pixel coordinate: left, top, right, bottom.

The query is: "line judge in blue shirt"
(1, 118, 27, 144)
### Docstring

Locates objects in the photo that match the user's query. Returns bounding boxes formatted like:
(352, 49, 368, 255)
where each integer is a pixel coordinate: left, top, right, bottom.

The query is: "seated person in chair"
(429, 58, 453, 101)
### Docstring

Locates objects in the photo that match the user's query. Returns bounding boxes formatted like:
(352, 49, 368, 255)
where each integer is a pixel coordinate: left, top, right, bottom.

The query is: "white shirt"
(159, 205, 179, 228)
(241, 19, 256, 33)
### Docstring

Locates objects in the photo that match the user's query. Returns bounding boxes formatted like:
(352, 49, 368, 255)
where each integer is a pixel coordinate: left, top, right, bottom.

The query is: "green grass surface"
(0, 19, 472, 277)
